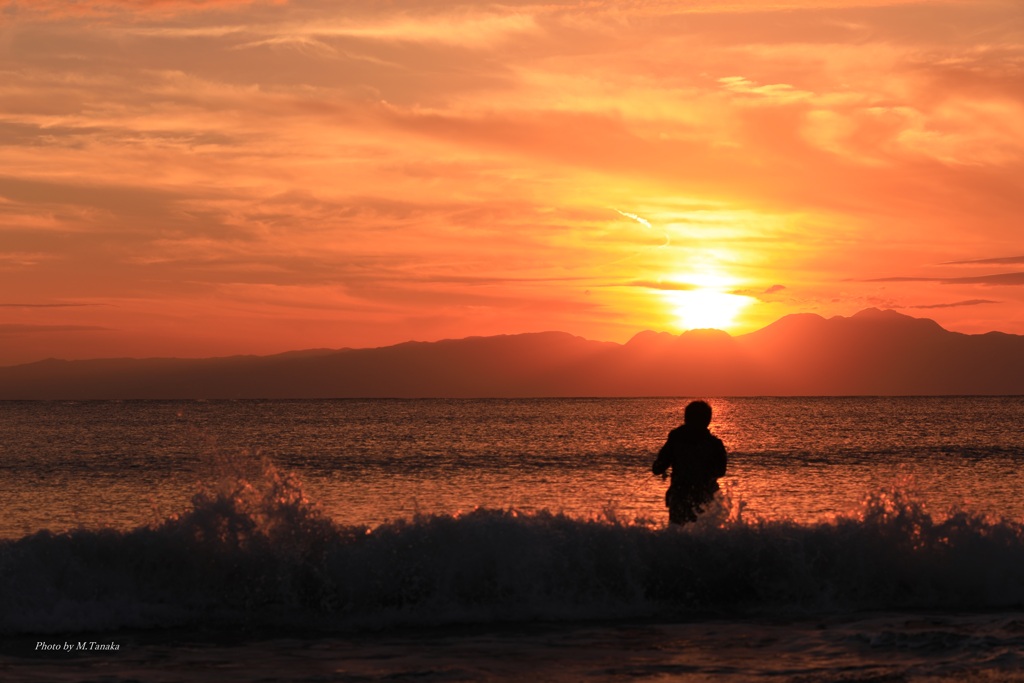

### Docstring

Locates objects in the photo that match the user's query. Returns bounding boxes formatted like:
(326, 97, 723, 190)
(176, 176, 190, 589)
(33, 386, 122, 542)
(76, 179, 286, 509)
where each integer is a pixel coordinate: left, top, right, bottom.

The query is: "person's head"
(683, 400, 713, 428)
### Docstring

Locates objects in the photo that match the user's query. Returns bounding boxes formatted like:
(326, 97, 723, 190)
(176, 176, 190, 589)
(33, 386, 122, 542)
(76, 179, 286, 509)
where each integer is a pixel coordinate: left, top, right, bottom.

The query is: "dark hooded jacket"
(652, 423, 727, 498)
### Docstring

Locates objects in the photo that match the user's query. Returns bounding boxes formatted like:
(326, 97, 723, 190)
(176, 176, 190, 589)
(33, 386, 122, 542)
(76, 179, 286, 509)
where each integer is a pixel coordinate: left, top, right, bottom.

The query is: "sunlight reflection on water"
(1, 397, 1022, 536)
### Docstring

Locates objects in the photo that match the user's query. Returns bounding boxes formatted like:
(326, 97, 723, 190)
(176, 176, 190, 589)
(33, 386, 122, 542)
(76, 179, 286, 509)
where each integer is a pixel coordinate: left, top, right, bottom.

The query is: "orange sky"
(1, 0, 1022, 365)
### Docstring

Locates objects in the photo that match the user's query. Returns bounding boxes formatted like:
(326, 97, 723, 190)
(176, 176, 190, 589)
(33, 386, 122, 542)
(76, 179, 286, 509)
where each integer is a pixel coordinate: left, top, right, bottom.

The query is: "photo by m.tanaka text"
(36, 641, 120, 653)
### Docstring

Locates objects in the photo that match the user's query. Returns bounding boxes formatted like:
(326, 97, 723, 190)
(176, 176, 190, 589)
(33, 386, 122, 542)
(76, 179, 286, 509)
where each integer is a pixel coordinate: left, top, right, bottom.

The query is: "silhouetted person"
(652, 400, 727, 525)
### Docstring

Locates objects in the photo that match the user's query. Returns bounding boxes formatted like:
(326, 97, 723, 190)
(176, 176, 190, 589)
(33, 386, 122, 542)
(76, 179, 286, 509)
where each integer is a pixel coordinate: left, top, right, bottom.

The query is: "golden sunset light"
(670, 289, 755, 333)
(1, 0, 1022, 364)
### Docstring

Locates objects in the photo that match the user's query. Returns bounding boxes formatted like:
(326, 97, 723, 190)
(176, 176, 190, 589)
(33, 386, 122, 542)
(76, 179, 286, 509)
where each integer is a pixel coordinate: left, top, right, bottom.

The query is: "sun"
(662, 272, 754, 332)
(671, 289, 753, 331)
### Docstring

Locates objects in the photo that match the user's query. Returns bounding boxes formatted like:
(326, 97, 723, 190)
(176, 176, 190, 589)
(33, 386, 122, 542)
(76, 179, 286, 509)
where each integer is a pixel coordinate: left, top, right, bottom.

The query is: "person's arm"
(711, 438, 727, 479)
(652, 433, 674, 476)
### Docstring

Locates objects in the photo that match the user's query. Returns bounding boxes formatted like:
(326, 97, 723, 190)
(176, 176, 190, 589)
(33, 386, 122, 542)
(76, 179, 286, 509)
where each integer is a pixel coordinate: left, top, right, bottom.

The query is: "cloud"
(728, 284, 788, 302)
(867, 272, 1024, 286)
(905, 299, 1000, 309)
(629, 280, 699, 291)
(6, 0, 278, 19)
(414, 275, 592, 286)
(0, 303, 98, 308)
(0, 324, 110, 334)
(718, 76, 812, 103)
(616, 210, 652, 230)
(2, 0, 1023, 361)
(315, 12, 540, 48)
(0, 174, 236, 235)
(944, 256, 1024, 266)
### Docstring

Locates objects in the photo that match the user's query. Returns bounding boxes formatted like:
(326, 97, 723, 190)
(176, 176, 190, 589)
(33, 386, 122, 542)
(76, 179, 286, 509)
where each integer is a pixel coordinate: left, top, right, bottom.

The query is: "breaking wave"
(3, 462, 1023, 635)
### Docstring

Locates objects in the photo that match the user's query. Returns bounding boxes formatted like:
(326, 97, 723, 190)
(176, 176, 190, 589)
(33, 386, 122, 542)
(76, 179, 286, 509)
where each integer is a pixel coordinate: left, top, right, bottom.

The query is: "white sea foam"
(2, 461, 1023, 636)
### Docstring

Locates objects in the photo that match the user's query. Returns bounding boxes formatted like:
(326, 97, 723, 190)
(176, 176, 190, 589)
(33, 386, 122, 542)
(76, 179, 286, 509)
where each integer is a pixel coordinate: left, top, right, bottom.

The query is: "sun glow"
(671, 289, 753, 331)
(663, 272, 754, 332)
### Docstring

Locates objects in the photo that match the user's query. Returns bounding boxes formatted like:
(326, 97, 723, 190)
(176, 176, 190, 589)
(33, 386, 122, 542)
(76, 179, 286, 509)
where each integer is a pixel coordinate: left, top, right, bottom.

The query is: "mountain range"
(1, 309, 1022, 399)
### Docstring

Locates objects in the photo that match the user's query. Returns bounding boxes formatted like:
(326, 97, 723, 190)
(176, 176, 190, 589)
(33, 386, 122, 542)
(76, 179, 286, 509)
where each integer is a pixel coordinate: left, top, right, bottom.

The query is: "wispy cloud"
(616, 211, 652, 230)
(730, 284, 787, 301)
(5, 0, 277, 19)
(905, 299, 1000, 309)
(629, 281, 699, 291)
(944, 256, 1024, 266)
(0, 324, 110, 334)
(868, 273, 1024, 286)
(0, 303, 98, 308)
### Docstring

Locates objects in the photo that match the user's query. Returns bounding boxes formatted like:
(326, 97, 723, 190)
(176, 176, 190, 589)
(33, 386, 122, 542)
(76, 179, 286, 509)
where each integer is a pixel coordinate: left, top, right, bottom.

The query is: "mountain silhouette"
(1, 309, 1021, 398)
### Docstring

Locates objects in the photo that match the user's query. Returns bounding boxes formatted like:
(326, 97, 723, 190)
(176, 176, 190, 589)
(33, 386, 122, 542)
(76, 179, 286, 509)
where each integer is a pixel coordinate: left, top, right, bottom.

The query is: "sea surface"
(1, 396, 1023, 682)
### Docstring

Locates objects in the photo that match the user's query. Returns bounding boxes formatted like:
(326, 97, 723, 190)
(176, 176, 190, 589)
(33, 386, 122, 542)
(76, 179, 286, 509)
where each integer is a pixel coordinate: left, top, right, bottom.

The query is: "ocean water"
(1, 397, 1023, 682)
